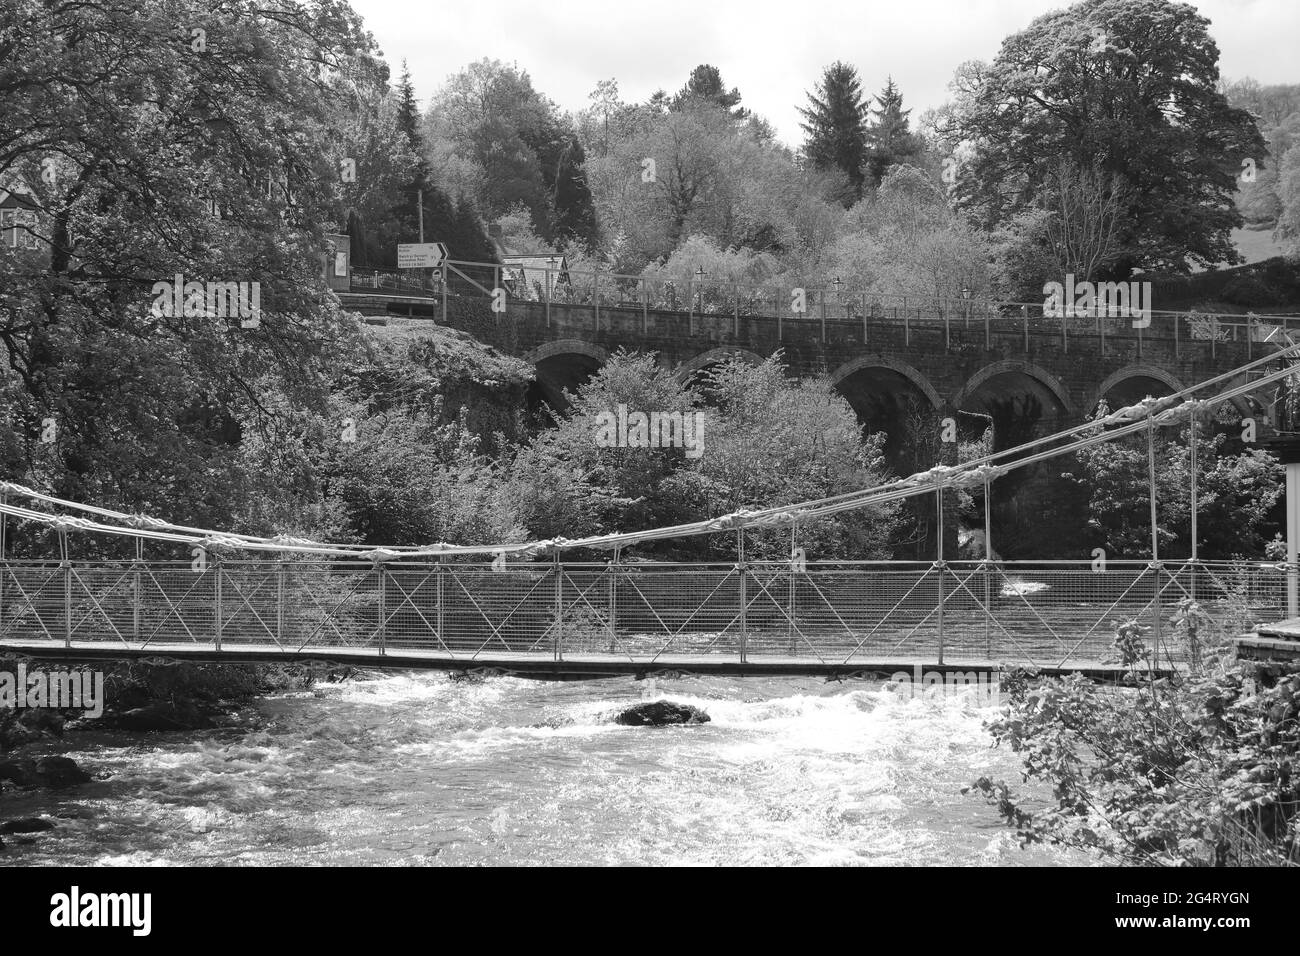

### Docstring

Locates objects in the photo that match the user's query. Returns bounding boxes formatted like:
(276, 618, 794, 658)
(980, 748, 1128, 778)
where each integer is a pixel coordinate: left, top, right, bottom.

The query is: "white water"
(0, 675, 1084, 866)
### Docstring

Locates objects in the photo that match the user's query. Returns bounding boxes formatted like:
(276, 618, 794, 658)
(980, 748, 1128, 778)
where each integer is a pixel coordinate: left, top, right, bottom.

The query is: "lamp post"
(962, 286, 971, 329)
(832, 276, 843, 317)
(695, 266, 708, 314)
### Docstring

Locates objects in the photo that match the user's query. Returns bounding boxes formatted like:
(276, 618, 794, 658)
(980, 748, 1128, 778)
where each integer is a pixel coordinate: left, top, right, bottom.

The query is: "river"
(0, 674, 1085, 866)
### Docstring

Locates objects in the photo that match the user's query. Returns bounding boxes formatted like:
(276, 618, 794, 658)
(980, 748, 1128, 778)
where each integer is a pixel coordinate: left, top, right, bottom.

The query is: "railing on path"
(348, 260, 1300, 360)
(0, 558, 1282, 672)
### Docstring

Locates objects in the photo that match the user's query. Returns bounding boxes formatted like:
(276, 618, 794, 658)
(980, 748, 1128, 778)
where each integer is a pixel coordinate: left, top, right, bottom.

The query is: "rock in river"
(614, 700, 711, 727)
(35, 756, 91, 788)
(0, 817, 55, 834)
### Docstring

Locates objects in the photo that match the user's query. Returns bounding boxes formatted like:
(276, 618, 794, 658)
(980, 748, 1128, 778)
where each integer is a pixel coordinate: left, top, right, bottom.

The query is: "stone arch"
(953, 360, 1074, 417)
(1090, 365, 1185, 412)
(673, 347, 766, 383)
(829, 356, 942, 410)
(524, 340, 608, 423)
(523, 339, 608, 365)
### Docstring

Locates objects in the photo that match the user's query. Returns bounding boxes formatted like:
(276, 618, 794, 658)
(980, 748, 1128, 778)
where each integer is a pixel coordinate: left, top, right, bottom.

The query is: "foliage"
(1063, 405, 1282, 559)
(968, 625, 1300, 866)
(799, 62, 870, 203)
(0, 0, 373, 536)
(863, 77, 925, 189)
(951, 0, 1266, 275)
(424, 59, 598, 248)
(512, 351, 900, 560)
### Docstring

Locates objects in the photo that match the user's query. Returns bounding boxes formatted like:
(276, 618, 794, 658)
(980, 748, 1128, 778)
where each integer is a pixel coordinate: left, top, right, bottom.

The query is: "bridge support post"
(1147, 420, 1161, 667)
(553, 551, 563, 662)
(61, 536, 72, 649)
(983, 479, 993, 659)
(608, 548, 619, 654)
(787, 523, 797, 655)
(376, 561, 387, 657)
(276, 557, 285, 647)
(214, 555, 223, 652)
(1287, 463, 1300, 618)
(437, 557, 445, 651)
(935, 487, 946, 667)
(737, 529, 748, 664)
(1190, 409, 1199, 611)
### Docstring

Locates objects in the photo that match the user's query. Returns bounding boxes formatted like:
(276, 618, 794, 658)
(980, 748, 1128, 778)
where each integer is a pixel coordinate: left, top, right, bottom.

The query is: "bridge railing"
(0, 558, 1281, 670)
(349, 259, 1299, 360)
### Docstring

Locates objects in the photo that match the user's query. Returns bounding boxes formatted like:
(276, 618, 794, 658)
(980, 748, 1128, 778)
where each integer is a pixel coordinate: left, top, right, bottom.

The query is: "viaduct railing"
(348, 260, 1300, 362)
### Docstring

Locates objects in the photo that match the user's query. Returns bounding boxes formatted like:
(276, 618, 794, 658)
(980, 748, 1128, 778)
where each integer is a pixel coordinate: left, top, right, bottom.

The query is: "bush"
(1221, 274, 1281, 307)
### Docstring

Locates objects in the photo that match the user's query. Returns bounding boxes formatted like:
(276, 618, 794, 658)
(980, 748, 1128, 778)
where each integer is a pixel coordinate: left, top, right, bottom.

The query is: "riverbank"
(0, 659, 364, 849)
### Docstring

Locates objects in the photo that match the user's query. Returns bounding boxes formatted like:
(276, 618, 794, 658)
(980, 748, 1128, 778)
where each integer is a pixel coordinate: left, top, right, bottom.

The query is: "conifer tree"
(798, 61, 870, 202)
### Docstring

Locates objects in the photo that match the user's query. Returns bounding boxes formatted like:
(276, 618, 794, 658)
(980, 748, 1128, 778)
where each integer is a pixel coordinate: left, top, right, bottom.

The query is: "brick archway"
(1091, 365, 1185, 411)
(953, 360, 1074, 416)
(829, 356, 943, 409)
(524, 339, 609, 365)
(673, 347, 767, 382)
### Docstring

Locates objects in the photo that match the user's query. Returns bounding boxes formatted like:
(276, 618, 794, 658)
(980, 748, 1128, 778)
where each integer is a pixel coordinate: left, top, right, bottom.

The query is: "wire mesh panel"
(135, 562, 217, 648)
(982, 562, 1155, 667)
(612, 565, 742, 661)
(0, 562, 69, 643)
(798, 563, 943, 664)
(68, 563, 135, 646)
(438, 564, 554, 657)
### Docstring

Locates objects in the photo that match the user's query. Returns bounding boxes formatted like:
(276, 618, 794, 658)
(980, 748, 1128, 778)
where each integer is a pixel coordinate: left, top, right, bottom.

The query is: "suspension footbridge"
(1, 345, 1297, 679)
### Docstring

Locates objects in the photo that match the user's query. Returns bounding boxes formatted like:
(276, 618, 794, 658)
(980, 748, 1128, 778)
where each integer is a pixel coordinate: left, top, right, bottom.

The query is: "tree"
(952, 0, 1266, 275)
(671, 64, 747, 119)
(864, 77, 924, 188)
(0, 0, 375, 534)
(799, 62, 870, 203)
(826, 165, 992, 304)
(426, 59, 597, 246)
(993, 160, 1130, 299)
(1063, 406, 1281, 559)
(1277, 144, 1300, 253)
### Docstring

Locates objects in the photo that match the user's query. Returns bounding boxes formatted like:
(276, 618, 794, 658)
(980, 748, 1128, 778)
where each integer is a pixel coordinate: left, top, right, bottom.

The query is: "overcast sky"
(348, 0, 1299, 148)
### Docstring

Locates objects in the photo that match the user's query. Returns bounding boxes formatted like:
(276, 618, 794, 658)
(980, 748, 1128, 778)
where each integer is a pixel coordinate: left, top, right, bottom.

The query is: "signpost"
(396, 242, 447, 270)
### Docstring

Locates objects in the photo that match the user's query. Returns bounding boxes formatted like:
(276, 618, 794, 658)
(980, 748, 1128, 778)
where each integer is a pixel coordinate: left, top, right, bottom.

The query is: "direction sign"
(396, 242, 448, 269)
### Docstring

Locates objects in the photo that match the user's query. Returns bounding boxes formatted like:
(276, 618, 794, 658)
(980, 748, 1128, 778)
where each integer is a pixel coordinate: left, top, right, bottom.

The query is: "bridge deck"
(0, 639, 1160, 681)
